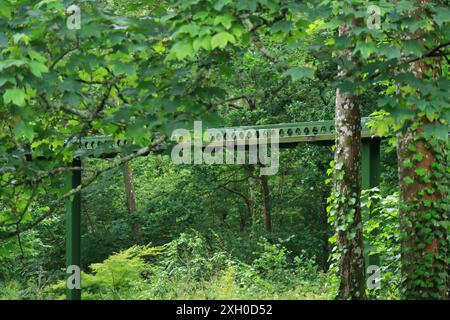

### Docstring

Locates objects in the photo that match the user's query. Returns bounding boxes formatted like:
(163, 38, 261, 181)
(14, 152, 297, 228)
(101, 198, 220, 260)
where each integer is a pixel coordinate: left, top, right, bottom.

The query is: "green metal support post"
(361, 138, 381, 275)
(66, 157, 82, 300)
(361, 138, 381, 190)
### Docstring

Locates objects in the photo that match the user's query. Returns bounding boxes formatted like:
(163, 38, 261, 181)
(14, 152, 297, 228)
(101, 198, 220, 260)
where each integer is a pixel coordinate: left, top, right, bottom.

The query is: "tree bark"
(122, 161, 142, 243)
(333, 22, 366, 300)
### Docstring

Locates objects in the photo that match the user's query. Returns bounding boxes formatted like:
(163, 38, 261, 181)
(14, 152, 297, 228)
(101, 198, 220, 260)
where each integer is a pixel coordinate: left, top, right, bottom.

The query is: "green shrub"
(45, 233, 330, 300)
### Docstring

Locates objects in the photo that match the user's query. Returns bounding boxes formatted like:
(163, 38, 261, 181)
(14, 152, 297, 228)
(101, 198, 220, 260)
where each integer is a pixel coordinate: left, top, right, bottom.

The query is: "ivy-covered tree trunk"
(122, 161, 142, 243)
(333, 23, 366, 300)
(397, 58, 449, 300)
(321, 189, 331, 271)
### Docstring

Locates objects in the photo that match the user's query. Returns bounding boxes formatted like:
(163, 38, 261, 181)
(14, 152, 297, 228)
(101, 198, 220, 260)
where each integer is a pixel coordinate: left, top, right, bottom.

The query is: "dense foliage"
(0, 0, 448, 300)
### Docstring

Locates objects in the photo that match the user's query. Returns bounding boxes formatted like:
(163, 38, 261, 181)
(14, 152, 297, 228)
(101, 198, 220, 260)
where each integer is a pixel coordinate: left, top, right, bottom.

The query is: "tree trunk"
(239, 205, 246, 232)
(221, 185, 253, 231)
(122, 161, 142, 243)
(333, 22, 366, 300)
(260, 174, 272, 234)
(397, 57, 449, 299)
(244, 165, 256, 226)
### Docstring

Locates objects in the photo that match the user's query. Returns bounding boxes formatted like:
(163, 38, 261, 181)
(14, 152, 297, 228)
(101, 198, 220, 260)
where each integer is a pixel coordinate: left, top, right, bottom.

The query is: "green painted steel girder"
(66, 117, 375, 154)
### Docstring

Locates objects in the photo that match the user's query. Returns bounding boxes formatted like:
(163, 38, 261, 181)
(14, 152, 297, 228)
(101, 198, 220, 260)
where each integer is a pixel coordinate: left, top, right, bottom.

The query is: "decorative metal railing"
(66, 117, 375, 153)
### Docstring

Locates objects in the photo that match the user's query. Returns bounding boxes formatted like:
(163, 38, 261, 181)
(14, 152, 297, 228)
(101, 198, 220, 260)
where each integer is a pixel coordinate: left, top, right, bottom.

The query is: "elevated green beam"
(67, 117, 375, 154)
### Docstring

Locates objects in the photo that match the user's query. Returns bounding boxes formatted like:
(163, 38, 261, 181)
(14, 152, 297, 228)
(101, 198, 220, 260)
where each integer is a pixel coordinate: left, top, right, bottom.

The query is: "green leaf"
(236, 0, 257, 11)
(403, 40, 423, 57)
(3, 88, 26, 106)
(14, 120, 34, 142)
(211, 32, 235, 49)
(214, 0, 232, 11)
(163, 98, 180, 112)
(27, 49, 47, 63)
(0, 59, 26, 71)
(283, 67, 314, 81)
(169, 41, 195, 60)
(0, 75, 15, 87)
(270, 20, 293, 34)
(213, 15, 235, 30)
(0, 0, 11, 19)
(355, 42, 377, 59)
(404, 176, 414, 185)
(111, 61, 137, 76)
(432, 8, 450, 26)
(28, 61, 49, 77)
(13, 33, 28, 45)
(176, 23, 201, 37)
(415, 168, 427, 177)
(0, 32, 7, 47)
(62, 92, 81, 106)
(424, 124, 449, 141)
(202, 113, 222, 127)
(379, 45, 401, 59)
(125, 122, 150, 144)
(231, 25, 245, 38)
(375, 121, 390, 137)
(193, 36, 212, 51)
(193, 11, 209, 20)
